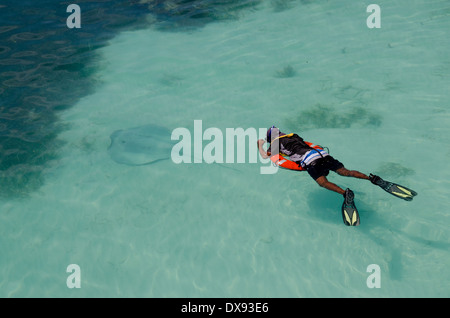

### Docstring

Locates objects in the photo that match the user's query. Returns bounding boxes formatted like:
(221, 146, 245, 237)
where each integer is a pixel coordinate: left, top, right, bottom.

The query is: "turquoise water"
(1, 0, 449, 297)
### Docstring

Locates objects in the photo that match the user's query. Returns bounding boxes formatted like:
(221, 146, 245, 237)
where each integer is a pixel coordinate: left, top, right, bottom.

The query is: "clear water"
(1, 0, 449, 297)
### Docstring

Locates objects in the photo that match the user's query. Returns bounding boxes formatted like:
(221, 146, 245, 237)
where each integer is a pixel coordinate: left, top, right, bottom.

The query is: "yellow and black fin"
(342, 189, 360, 226)
(370, 174, 417, 201)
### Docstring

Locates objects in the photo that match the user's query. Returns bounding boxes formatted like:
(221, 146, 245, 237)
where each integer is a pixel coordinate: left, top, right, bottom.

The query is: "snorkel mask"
(266, 126, 277, 142)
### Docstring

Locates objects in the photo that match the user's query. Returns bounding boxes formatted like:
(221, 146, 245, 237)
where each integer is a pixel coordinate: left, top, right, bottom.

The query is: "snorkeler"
(257, 126, 417, 226)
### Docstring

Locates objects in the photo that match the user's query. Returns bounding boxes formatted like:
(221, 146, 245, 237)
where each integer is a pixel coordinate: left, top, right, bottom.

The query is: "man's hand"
(257, 139, 266, 147)
(257, 139, 270, 159)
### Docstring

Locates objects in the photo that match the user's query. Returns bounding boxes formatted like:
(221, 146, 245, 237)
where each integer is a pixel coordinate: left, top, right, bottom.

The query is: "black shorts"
(305, 156, 344, 181)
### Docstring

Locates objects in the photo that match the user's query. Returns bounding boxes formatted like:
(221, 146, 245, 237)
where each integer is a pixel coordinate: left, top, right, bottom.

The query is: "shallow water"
(0, 0, 449, 297)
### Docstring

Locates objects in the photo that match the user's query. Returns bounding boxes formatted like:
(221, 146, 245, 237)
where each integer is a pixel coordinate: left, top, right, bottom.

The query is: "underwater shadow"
(305, 188, 378, 227)
(306, 188, 449, 282)
(306, 188, 404, 280)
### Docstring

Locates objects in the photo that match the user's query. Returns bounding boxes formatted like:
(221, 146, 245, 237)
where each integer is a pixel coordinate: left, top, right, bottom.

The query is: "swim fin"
(342, 189, 360, 226)
(369, 174, 417, 201)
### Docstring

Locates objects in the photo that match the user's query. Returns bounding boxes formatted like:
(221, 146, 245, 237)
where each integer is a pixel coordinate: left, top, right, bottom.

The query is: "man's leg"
(336, 167, 370, 180)
(315, 176, 345, 195)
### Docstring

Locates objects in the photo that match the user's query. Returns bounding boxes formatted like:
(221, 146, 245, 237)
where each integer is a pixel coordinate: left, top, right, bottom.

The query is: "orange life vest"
(269, 134, 323, 171)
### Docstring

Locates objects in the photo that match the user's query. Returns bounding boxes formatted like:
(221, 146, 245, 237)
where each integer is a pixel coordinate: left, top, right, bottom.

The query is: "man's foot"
(369, 173, 382, 185)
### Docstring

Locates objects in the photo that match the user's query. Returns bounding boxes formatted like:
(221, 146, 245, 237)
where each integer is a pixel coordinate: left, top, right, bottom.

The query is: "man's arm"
(257, 139, 271, 159)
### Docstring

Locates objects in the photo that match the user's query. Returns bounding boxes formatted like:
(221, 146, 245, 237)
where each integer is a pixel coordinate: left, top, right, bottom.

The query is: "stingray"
(107, 124, 176, 166)
(108, 124, 241, 172)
